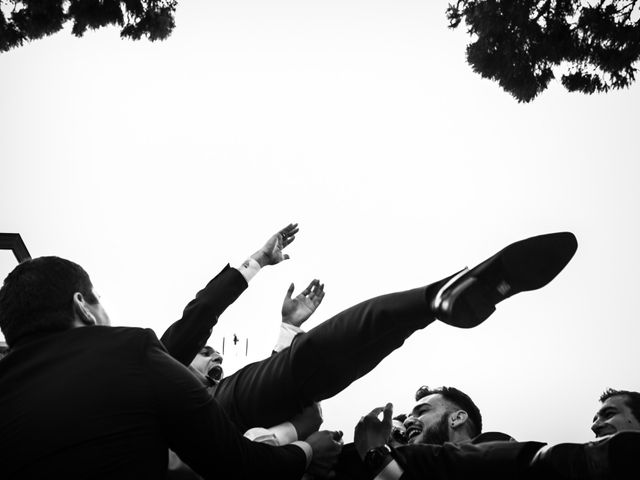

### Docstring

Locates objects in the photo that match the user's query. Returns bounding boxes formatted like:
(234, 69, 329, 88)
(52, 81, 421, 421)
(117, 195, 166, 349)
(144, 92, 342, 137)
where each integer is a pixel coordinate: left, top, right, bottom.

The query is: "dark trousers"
(214, 285, 433, 432)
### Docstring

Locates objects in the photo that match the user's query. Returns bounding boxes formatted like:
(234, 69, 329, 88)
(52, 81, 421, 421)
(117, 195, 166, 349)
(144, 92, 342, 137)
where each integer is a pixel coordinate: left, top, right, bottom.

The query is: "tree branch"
(533, 0, 552, 22)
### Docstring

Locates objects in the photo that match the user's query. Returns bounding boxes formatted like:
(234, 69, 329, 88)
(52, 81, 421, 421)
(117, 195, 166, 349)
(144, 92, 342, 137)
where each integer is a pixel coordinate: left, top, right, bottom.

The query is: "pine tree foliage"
(447, 0, 640, 101)
(0, 0, 176, 52)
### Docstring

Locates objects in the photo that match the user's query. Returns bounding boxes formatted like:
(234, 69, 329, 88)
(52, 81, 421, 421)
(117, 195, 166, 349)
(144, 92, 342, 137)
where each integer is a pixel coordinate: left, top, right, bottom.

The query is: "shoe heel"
(431, 267, 469, 312)
(438, 277, 496, 328)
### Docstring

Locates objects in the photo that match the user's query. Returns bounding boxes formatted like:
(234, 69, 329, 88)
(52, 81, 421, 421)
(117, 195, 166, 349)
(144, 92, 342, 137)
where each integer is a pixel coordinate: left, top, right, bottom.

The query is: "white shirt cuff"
(374, 459, 404, 480)
(235, 257, 261, 283)
(244, 421, 297, 446)
(244, 427, 279, 446)
(273, 322, 304, 352)
(292, 440, 313, 467)
(268, 421, 298, 444)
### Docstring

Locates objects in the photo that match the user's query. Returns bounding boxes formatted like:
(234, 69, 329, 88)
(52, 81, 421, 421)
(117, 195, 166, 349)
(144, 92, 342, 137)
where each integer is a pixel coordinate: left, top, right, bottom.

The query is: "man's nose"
(404, 415, 417, 428)
(591, 417, 602, 435)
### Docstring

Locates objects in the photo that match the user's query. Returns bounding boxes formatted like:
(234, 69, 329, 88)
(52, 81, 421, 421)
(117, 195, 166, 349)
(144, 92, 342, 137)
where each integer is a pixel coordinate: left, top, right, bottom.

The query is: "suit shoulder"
(90, 326, 163, 352)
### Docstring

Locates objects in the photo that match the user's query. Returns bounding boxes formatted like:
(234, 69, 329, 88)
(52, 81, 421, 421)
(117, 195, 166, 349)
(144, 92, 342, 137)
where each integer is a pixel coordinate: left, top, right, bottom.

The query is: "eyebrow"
(595, 406, 617, 419)
(413, 404, 431, 415)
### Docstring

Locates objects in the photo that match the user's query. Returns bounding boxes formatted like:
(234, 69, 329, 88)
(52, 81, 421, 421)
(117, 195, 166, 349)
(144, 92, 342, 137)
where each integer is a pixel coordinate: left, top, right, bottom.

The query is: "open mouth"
(406, 425, 422, 440)
(594, 428, 614, 438)
(207, 364, 223, 382)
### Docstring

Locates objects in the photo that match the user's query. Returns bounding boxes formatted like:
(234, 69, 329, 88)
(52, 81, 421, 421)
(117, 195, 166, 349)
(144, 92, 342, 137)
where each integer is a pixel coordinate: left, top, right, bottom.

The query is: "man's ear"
(72, 292, 96, 325)
(449, 410, 468, 429)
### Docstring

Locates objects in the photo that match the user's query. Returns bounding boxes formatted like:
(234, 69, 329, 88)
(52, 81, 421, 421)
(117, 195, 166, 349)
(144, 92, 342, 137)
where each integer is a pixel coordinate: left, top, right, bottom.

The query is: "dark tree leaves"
(448, 0, 640, 101)
(0, 0, 176, 52)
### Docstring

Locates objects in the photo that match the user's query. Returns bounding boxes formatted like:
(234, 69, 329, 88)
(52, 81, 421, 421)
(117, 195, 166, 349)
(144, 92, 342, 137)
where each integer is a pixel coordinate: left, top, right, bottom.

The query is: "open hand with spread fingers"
(251, 223, 299, 268)
(282, 279, 325, 327)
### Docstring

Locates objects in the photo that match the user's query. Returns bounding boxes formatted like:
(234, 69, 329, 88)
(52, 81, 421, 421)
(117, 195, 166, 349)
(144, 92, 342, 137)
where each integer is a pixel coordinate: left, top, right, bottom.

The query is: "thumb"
(285, 283, 295, 300)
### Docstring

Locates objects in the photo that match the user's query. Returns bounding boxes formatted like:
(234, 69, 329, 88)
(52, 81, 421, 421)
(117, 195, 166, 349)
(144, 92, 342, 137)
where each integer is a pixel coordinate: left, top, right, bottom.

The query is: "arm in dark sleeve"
(393, 440, 544, 480)
(160, 265, 248, 366)
(143, 330, 307, 480)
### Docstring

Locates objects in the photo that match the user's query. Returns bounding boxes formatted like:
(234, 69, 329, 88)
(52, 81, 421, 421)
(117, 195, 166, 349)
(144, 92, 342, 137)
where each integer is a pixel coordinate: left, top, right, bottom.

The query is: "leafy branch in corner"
(447, 0, 640, 101)
(0, 0, 177, 53)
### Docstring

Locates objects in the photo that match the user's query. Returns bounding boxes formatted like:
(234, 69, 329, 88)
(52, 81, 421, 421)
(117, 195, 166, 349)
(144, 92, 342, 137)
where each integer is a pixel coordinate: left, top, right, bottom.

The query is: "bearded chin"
(420, 414, 450, 445)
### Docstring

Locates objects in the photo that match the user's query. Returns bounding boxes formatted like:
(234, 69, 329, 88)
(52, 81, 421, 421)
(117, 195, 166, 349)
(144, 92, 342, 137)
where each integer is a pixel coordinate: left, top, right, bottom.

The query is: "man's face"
(592, 395, 640, 437)
(404, 393, 452, 445)
(191, 347, 224, 383)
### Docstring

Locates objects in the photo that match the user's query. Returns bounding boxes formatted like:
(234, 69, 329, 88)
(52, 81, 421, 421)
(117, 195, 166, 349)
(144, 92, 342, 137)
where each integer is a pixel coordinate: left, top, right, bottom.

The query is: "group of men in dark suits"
(0, 224, 638, 479)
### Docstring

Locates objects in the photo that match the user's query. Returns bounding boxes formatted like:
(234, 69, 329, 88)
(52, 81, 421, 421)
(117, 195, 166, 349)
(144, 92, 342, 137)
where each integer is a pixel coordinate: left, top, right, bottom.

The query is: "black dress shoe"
(432, 232, 578, 328)
(529, 431, 640, 479)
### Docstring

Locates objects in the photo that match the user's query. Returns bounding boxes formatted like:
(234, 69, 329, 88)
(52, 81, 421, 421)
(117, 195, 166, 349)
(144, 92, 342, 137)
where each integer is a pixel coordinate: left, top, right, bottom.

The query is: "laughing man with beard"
(403, 386, 497, 446)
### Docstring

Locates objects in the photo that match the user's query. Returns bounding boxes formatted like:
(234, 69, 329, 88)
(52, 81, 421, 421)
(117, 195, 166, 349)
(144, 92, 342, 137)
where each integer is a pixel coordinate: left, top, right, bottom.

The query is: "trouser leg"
(215, 285, 435, 432)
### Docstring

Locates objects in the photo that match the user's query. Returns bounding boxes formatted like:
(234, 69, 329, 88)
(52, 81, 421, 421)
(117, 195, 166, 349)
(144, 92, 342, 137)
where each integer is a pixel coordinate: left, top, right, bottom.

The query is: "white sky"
(1, 0, 639, 445)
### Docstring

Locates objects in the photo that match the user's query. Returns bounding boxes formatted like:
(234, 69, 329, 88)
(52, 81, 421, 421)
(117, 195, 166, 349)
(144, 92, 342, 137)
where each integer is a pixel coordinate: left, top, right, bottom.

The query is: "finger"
(382, 403, 394, 425)
(283, 254, 290, 261)
(280, 223, 299, 237)
(281, 222, 297, 233)
(284, 283, 295, 300)
(312, 290, 325, 307)
(279, 224, 299, 245)
(283, 235, 296, 248)
(367, 406, 385, 418)
(309, 280, 323, 298)
(301, 279, 317, 296)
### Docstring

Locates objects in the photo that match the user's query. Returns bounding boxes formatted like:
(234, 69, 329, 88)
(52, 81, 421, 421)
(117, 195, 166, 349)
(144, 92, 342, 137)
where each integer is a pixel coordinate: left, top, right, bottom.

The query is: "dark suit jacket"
(0, 326, 306, 479)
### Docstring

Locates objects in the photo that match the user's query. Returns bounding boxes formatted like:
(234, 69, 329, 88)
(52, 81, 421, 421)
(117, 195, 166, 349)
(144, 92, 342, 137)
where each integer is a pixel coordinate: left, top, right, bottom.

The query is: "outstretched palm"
(281, 279, 325, 327)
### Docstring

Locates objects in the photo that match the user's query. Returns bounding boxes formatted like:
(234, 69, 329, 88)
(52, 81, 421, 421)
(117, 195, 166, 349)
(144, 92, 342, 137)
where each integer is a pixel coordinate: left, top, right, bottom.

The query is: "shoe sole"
(437, 232, 578, 328)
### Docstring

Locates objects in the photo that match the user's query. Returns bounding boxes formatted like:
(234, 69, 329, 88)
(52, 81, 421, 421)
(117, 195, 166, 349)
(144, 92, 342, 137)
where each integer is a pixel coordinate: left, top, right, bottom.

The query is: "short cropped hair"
(393, 413, 407, 423)
(415, 385, 483, 437)
(0, 256, 97, 346)
(600, 388, 640, 424)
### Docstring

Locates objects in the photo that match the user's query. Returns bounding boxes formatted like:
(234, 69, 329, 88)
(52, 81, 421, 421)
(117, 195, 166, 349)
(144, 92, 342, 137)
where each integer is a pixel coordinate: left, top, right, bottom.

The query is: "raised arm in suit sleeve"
(143, 329, 309, 480)
(160, 224, 300, 367)
(160, 265, 248, 366)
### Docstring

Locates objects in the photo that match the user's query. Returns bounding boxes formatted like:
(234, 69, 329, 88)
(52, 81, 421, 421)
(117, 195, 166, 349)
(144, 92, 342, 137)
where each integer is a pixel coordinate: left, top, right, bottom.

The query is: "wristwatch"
(364, 444, 393, 471)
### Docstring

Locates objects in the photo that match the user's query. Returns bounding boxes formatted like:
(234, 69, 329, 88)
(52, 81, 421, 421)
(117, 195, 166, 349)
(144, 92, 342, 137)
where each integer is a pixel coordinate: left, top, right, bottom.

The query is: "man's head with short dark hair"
(404, 385, 482, 445)
(0, 256, 99, 347)
(415, 385, 483, 436)
(592, 388, 640, 437)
